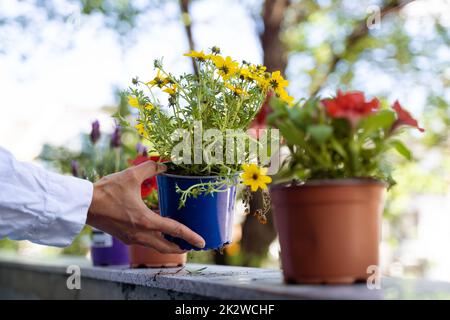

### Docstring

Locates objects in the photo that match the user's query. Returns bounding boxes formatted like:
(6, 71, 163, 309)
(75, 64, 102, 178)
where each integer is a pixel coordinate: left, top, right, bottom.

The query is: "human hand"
(86, 161, 205, 253)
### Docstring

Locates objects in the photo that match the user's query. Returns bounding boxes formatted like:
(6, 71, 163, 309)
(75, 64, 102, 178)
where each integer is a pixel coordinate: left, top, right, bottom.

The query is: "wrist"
(87, 181, 102, 227)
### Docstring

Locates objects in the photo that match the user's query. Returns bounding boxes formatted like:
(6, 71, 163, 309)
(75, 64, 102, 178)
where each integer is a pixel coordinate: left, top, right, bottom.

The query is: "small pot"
(129, 210, 187, 268)
(90, 229, 129, 266)
(270, 179, 386, 284)
(129, 245, 187, 268)
(156, 173, 237, 250)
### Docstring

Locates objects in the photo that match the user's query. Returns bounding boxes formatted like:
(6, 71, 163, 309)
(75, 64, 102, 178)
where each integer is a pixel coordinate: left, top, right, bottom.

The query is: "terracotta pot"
(129, 245, 187, 268)
(270, 179, 386, 284)
(129, 209, 187, 268)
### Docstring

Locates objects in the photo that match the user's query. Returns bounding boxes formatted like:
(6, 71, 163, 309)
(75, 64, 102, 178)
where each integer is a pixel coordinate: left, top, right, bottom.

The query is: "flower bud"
(136, 142, 148, 156)
(71, 160, 79, 177)
(211, 46, 220, 54)
(90, 120, 100, 145)
(110, 125, 122, 148)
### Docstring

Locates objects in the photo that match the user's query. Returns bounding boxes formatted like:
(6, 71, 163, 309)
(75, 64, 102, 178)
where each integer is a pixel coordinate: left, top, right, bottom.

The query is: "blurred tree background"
(1, 0, 449, 278)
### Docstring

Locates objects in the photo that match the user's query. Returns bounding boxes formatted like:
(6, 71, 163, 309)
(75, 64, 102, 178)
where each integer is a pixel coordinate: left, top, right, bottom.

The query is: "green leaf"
(267, 109, 287, 125)
(269, 96, 288, 111)
(289, 97, 320, 128)
(277, 120, 305, 146)
(359, 110, 396, 136)
(390, 139, 412, 160)
(307, 124, 333, 143)
(330, 138, 347, 159)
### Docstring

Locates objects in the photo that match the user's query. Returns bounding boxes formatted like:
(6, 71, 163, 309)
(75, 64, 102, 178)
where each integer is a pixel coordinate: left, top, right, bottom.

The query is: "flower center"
(220, 66, 229, 74)
(270, 79, 279, 89)
(252, 173, 259, 180)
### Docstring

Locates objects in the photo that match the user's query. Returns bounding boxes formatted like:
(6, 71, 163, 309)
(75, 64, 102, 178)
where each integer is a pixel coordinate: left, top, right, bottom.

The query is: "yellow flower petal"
(278, 89, 294, 106)
(128, 96, 139, 108)
(135, 123, 147, 137)
(260, 175, 272, 184)
(184, 50, 210, 61)
(163, 84, 177, 95)
(250, 181, 259, 192)
(258, 181, 268, 190)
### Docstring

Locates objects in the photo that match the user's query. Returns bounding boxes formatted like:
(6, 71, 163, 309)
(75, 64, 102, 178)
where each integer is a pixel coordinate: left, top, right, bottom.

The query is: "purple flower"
(71, 160, 79, 177)
(110, 125, 122, 148)
(136, 142, 148, 156)
(90, 120, 101, 145)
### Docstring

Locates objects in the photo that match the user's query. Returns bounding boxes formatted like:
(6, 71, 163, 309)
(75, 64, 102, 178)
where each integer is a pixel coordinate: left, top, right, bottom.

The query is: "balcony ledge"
(1, 253, 450, 300)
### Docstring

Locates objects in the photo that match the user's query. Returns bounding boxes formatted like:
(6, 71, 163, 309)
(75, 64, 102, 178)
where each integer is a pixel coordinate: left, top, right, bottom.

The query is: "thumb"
(130, 160, 167, 182)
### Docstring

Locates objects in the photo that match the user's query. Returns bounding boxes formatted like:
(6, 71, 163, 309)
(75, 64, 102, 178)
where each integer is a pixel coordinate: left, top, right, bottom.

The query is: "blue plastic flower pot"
(156, 173, 237, 250)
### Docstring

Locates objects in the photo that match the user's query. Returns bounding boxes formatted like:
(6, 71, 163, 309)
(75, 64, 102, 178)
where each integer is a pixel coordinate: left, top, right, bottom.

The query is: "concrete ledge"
(1, 253, 450, 299)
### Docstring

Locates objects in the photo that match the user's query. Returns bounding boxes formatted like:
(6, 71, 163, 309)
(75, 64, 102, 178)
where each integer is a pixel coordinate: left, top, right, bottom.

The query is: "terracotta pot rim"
(270, 178, 386, 190)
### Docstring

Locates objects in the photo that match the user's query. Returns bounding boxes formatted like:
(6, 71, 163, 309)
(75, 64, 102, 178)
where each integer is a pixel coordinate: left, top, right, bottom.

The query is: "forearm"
(0, 147, 93, 247)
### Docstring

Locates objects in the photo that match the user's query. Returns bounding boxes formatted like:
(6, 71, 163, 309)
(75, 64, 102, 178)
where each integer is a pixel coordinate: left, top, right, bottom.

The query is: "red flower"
(249, 90, 274, 138)
(391, 100, 425, 133)
(128, 155, 164, 198)
(322, 90, 380, 127)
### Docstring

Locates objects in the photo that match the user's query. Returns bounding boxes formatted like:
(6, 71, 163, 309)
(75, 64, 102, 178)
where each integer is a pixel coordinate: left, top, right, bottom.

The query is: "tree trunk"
(179, 0, 198, 75)
(260, 0, 290, 75)
(240, 0, 290, 267)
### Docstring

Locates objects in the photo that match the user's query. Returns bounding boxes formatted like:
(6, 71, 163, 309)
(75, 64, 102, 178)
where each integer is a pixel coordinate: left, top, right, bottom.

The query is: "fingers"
(134, 231, 186, 254)
(131, 209, 205, 250)
(155, 216, 206, 249)
(129, 160, 167, 182)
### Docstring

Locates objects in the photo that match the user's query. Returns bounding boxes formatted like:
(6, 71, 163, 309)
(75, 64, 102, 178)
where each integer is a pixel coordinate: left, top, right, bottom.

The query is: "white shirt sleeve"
(0, 147, 93, 247)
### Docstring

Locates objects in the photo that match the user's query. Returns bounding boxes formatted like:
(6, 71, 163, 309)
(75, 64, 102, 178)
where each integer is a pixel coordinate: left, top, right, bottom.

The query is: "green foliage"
(38, 127, 139, 181)
(123, 48, 284, 206)
(61, 226, 91, 256)
(125, 51, 274, 176)
(267, 95, 416, 184)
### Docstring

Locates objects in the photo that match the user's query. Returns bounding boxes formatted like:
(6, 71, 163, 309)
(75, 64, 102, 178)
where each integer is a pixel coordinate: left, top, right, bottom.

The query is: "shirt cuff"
(31, 171, 94, 247)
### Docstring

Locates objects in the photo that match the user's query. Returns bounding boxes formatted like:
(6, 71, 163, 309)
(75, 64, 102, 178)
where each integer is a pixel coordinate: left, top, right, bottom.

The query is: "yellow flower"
(146, 70, 169, 88)
(248, 64, 266, 77)
(184, 50, 210, 61)
(241, 164, 272, 192)
(225, 83, 247, 96)
(128, 96, 139, 108)
(269, 71, 289, 93)
(239, 67, 259, 82)
(163, 83, 178, 95)
(256, 75, 270, 90)
(144, 102, 154, 110)
(211, 55, 238, 80)
(135, 123, 147, 137)
(278, 89, 294, 106)
(255, 65, 267, 74)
